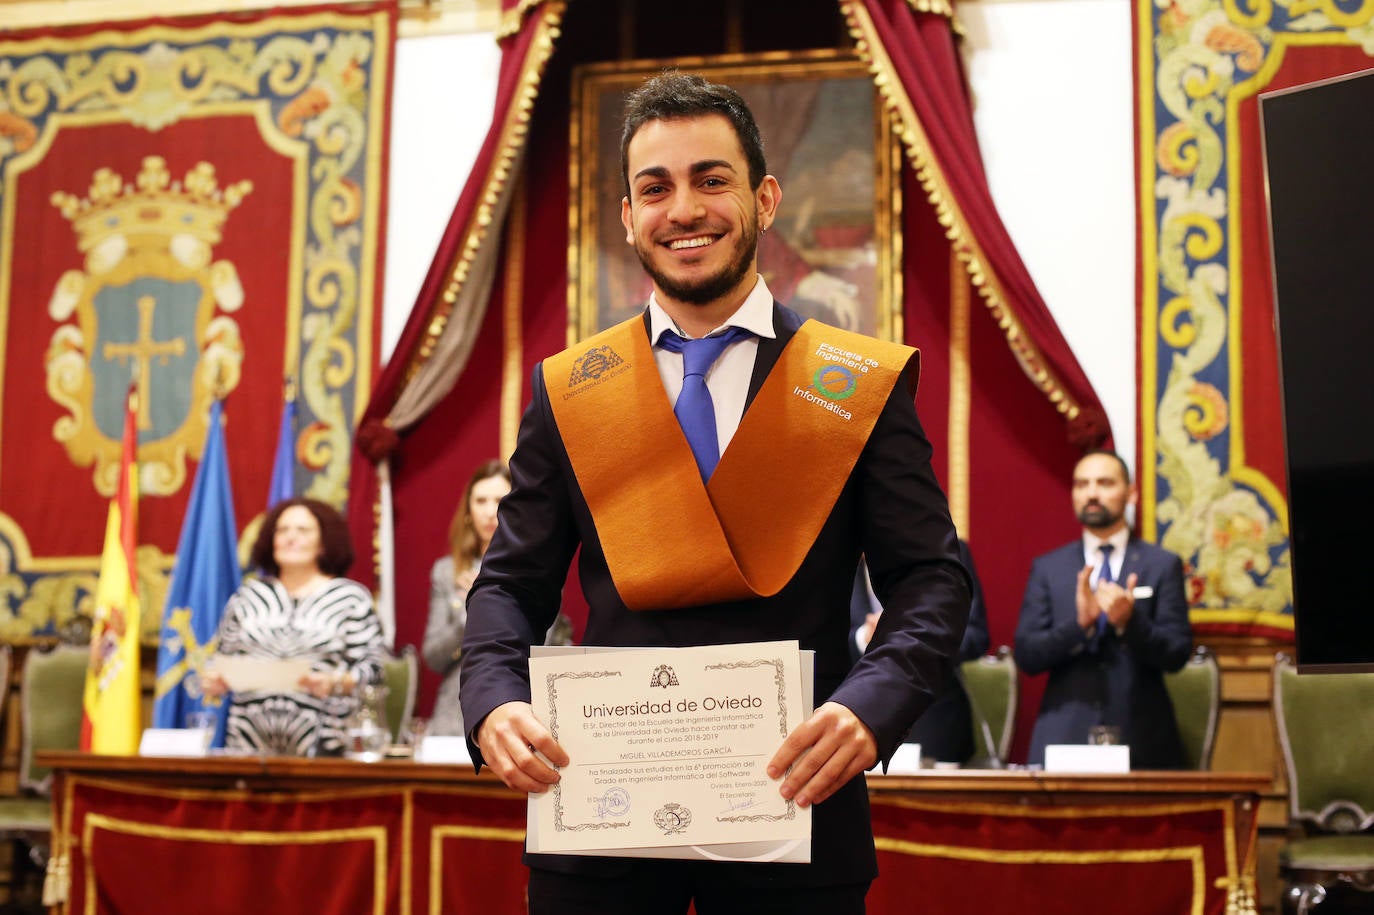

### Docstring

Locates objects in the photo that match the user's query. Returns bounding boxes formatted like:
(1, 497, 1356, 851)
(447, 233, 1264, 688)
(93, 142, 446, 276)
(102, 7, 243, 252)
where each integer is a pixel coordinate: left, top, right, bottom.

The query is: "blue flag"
(153, 399, 241, 745)
(267, 394, 296, 509)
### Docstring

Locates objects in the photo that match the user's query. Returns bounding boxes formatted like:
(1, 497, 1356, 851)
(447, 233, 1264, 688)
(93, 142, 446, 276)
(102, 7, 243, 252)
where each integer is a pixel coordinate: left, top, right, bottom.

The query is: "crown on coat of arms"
(49, 156, 253, 253)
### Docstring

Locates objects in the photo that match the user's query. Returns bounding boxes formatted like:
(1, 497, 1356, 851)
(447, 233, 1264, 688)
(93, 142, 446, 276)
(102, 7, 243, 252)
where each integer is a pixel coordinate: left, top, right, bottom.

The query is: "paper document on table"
(210, 656, 313, 693)
(526, 641, 810, 859)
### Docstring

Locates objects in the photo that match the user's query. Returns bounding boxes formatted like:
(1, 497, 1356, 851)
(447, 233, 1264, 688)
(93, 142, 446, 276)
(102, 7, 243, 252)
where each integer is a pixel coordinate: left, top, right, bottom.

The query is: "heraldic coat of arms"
(45, 155, 251, 497)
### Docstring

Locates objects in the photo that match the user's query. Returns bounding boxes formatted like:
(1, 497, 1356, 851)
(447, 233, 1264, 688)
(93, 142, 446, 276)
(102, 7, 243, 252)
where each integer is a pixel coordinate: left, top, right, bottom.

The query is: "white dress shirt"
(1082, 527, 1130, 586)
(647, 275, 777, 454)
(1083, 527, 1131, 637)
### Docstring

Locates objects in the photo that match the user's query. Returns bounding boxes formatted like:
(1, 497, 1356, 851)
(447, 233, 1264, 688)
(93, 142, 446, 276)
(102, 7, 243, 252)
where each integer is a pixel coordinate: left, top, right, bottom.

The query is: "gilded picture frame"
(568, 50, 903, 344)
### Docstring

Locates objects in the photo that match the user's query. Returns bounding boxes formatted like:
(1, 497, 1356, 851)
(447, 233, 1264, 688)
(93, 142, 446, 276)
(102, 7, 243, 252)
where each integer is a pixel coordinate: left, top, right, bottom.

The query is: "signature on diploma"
(719, 795, 758, 814)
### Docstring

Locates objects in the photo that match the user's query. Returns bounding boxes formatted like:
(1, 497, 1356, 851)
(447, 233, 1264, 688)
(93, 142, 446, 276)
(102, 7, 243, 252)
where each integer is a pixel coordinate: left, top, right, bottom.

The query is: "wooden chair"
(1272, 654, 1374, 914)
(0, 645, 88, 907)
(1164, 645, 1221, 770)
(0, 645, 43, 905)
(381, 645, 418, 744)
(959, 646, 1017, 767)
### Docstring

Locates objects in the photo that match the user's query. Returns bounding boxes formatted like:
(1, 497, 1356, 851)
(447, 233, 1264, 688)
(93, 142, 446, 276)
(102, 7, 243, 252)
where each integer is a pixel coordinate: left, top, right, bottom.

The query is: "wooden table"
(37, 752, 1268, 915)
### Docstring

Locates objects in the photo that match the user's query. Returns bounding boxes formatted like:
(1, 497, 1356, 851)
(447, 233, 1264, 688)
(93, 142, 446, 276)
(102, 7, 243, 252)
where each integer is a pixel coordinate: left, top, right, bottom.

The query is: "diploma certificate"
(209, 656, 314, 693)
(527, 641, 810, 856)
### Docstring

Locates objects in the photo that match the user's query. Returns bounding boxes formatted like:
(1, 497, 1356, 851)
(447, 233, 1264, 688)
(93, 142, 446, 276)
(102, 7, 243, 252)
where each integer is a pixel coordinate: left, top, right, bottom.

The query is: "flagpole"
(80, 381, 142, 754)
(268, 375, 297, 510)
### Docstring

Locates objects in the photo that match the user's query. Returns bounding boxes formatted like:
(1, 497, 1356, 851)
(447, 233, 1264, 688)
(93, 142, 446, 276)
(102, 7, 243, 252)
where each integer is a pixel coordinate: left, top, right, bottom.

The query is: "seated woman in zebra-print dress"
(202, 497, 386, 756)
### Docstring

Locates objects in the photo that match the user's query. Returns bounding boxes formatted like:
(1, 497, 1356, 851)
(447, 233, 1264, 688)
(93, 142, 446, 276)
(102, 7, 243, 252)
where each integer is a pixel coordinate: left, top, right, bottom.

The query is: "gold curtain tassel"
(42, 852, 70, 906)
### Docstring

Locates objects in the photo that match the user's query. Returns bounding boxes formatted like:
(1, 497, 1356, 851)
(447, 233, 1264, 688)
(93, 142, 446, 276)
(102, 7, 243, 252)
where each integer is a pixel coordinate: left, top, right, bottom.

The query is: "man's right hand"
(861, 610, 880, 646)
(1075, 565, 1101, 633)
(476, 700, 569, 794)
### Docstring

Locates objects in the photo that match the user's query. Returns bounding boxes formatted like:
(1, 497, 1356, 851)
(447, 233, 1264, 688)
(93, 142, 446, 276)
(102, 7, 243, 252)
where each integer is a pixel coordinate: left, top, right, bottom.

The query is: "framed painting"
(568, 49, 903, 343)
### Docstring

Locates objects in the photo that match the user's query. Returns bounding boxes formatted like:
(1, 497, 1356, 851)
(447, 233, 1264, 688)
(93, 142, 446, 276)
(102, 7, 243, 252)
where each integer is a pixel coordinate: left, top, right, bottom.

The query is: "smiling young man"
(618, 109, 778, 336)
(1013, 450, 1194, 769)
(459, 71, 970, 914)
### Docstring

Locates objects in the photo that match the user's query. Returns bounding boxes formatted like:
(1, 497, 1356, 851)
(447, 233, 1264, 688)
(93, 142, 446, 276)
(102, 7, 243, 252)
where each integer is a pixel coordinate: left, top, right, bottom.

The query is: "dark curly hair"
(620, 70, 767, 197)
(251, 497, 354, 578)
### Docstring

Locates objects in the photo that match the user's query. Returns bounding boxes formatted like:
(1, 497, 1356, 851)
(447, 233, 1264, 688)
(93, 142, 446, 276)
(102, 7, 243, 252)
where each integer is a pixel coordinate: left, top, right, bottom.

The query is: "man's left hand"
(1097, 572, 1139, 629)
(766, 701, 877, 808)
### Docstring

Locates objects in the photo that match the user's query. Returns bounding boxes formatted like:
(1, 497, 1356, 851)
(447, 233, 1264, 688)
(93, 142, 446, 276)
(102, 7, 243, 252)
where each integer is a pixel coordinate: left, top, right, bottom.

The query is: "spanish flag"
(80, 386, 141, 754)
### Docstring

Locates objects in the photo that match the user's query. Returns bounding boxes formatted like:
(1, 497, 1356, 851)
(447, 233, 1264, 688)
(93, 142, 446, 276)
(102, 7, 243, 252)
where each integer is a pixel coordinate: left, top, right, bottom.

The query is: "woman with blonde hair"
(423, 460, 571, 736)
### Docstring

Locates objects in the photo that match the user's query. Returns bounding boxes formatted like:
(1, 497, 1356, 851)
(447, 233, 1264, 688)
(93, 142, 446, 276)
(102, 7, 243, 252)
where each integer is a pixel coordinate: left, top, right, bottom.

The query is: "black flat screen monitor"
(1261, 69, 1374, 672)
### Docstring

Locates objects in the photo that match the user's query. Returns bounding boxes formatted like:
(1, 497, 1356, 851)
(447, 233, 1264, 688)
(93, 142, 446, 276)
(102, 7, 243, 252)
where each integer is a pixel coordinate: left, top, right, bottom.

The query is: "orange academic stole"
(545, 316, 918, 610)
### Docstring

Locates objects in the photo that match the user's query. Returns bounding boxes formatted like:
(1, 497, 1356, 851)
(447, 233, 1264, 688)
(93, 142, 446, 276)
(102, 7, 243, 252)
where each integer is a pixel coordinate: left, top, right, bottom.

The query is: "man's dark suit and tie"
(1014, 450, 1192, 770)
(457, 73, 970, 914)
(852, 539, 990, 763)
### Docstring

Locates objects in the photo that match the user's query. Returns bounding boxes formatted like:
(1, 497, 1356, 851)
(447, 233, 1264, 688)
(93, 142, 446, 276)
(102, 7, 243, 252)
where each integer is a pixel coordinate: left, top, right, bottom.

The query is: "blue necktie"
(657, 326, 751, 481)
(1095, 544, 1115, 638)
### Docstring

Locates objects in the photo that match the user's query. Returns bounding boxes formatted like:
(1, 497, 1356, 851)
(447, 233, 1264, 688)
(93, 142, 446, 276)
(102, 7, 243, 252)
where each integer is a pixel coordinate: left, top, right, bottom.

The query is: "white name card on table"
(1043, 744, 1130, 773)
(139, 728, 209, 757)
(415, 736, 472, 764)
(885, 743, 923, 775)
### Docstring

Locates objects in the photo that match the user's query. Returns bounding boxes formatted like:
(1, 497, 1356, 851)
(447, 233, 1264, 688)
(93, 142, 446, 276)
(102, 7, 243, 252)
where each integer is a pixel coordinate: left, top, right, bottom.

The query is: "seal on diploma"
(597, 786, 631, 818)
(653, 803, 693, 836)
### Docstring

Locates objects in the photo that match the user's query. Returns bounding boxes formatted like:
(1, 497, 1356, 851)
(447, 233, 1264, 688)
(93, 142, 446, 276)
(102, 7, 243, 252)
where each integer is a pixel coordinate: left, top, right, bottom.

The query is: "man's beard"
(1078, 502, 1121, 529)
(635, 218, 758, 306)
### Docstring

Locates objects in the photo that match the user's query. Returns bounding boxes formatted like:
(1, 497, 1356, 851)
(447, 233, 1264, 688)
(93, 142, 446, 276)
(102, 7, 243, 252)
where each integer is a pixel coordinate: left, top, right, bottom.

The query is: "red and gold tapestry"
(1136, 0, 1374, 637)
(0, 4, 394, 641)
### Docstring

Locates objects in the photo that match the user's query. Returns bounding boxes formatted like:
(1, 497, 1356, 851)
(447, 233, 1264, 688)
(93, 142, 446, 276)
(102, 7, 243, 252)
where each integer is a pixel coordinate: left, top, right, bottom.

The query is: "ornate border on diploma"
(706, 656, 797, 824)
(543, 669, 630, 834)
(541, 655, 800, 834)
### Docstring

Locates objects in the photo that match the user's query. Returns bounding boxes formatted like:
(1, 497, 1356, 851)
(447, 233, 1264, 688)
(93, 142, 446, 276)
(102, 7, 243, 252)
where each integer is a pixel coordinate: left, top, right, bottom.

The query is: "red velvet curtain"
(850, 0, 1111, 446)
(346, 0, 557, 589)
(847, 0, 1111, 757)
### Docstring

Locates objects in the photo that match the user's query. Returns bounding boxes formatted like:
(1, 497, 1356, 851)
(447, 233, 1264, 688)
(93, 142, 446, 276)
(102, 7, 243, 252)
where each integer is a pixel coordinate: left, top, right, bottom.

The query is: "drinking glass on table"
(400, 717, 430, 759)
(186, 710, 217, 752)
(1087, 725, 1121, 746)
(343, 683, 390, 762)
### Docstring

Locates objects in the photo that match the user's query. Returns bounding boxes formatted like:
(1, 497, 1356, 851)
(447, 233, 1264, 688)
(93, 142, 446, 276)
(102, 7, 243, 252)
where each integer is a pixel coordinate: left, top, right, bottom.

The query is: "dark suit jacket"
(460, 303, 971, 887)
(1013, 537, 1192, 770)
(851, 539, 990, 762)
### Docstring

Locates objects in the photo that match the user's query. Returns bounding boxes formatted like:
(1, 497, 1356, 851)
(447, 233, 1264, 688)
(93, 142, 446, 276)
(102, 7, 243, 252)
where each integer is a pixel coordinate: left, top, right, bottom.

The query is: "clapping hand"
(1096, 573, 1139, 629)
(1076, 566, 1101, 634)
